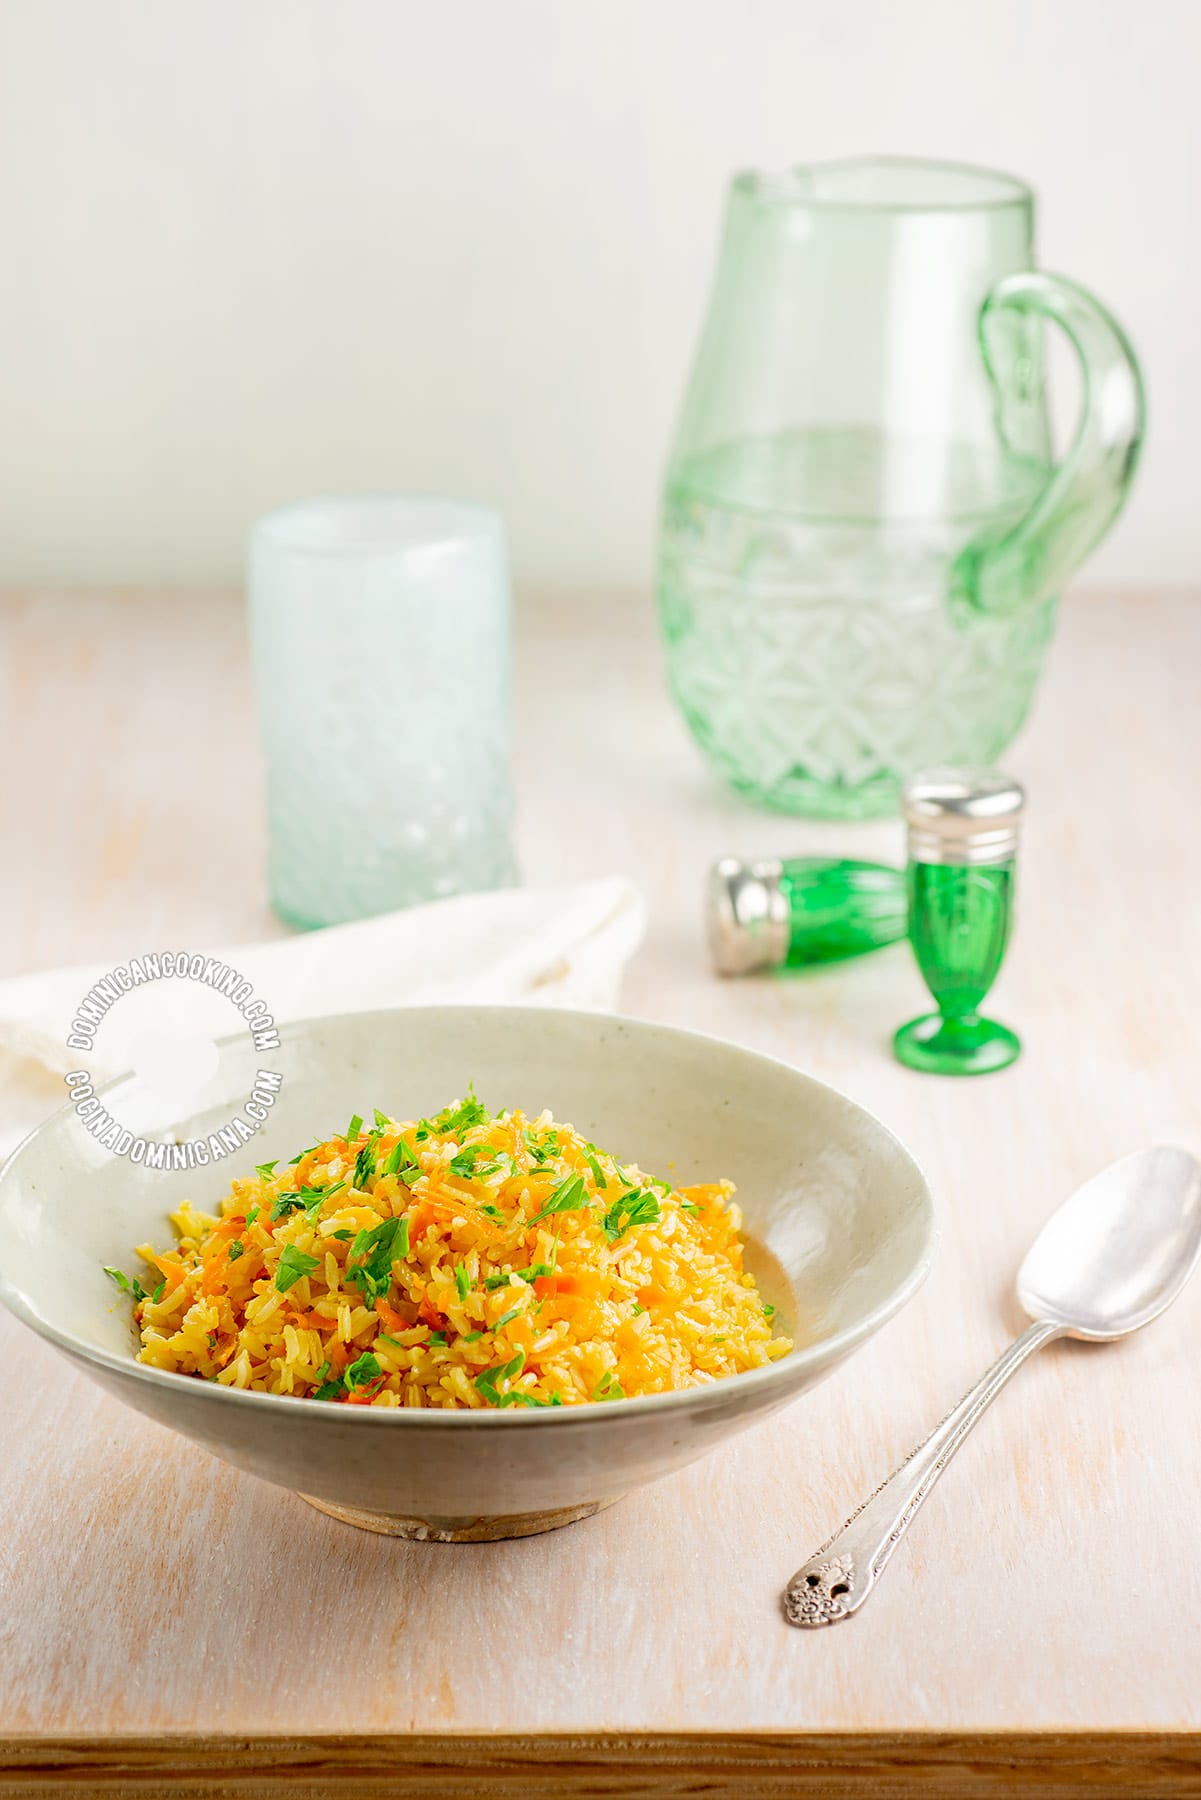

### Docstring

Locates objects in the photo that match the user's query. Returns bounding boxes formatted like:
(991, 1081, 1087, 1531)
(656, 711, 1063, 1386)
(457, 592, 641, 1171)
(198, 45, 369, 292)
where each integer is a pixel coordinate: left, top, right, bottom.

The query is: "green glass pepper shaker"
(708, 856, 908, 974)
(894, 768, 1025, 1076)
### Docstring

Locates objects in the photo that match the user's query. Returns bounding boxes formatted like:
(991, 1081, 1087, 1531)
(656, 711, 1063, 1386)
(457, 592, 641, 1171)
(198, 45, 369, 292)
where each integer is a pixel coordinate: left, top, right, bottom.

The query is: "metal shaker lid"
(706, 857, 789, 975)
(901, 767, 1025, 865)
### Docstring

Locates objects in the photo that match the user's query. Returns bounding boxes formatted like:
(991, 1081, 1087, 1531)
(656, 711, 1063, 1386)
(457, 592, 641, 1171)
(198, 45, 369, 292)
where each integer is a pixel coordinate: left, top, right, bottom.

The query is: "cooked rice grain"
(124, 1098, 792, 1409)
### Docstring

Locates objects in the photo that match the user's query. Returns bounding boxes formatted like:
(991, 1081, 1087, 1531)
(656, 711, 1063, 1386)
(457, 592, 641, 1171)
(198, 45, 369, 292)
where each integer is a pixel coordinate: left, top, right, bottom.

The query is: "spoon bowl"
(1017, 1146, 1201, 1340)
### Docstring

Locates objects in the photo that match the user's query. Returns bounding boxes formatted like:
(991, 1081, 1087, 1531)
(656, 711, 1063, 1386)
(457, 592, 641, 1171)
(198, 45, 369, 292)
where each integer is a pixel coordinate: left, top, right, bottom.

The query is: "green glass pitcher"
(657, 157, 1144, 818)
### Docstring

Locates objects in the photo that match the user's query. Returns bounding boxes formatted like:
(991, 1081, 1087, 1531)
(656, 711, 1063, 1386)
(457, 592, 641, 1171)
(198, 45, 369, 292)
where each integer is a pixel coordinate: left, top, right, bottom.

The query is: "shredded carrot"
(374, 1297, 409, 1335)
(406, 1199, 437, 1240)
(343, 1375, 388, 1405)
(417, 1294, 446, 1332)
(638, 1282, 670, 1309)
(504, 1316, 535, 1354)
(289, 1307, 336, 1333)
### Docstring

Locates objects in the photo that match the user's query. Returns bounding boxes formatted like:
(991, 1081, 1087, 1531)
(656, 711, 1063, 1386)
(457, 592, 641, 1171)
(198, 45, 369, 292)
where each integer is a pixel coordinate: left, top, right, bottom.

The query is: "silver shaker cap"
(706, 856, 790, 975)
(901, 767, 1026, 866)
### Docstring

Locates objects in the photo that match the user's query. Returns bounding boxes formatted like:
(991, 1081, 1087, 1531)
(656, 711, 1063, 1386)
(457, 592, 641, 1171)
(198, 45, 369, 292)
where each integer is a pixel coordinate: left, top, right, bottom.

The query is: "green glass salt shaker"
(708, 856, 908, 974)
(894, 768, 1025, 1076)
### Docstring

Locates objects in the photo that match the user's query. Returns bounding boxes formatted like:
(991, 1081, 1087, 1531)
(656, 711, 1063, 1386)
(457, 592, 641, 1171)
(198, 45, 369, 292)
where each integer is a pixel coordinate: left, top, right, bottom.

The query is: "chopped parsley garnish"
(528, 1172, 591, 1227)
(104, 1265, 147, 1303)
(522, 1130, 548, 1166)
(461, 1330, 484, 1342)
(345, 1351, 381, 1389)
(272, 1179, 345, 1222)
(493, 1305, 522, 1331)
(151, 1279, 166, 1304)
(680, 1200, 700, 1215)
(504, 1392, 563, 1408)
(484, 1259, 554, 1291)
(763, 1302, 776, 1319)
(314, 1360, 331, 1382)
(275, 1245, 320, 1293)
(348, 1215, 407, 1263)
(601, 1188, 661, 1243)
(254, 1160, 277, 1179)
(373, 1108, 390, 1130)
(427, 1332, 448, 1347)
(523, 1128, 561, 1166)
(591, 1369, 624, 1402)
(245, 1205, 260, 1226)
(307, 1179, 345, 1214)
(382, 1137, 421, 1182)
(345, 1113, 364, 1140)
(477, 1202, 505, 1222)
(583, 1149, 608, 1189)
(473, 1348, 525, 1406)
(288, 1143, 318, 1166)
(631, 1302, 645, 1316)
(314, 1372, 345, 1401)
(227, 1240, 244, 1262)
(432, 1088, 489, 1136)
(449, 1144, 505, 1179)
(353, 1133, 381, 1189)
(344, 1214, 408, 1302)
(454, 1265, 471, 1302)
(330, 1228, 352, 1241)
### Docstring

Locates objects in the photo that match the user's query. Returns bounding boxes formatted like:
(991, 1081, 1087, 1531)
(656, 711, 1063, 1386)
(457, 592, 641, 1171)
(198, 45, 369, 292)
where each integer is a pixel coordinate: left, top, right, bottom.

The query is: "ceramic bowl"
(0, 1007, 935, 1539)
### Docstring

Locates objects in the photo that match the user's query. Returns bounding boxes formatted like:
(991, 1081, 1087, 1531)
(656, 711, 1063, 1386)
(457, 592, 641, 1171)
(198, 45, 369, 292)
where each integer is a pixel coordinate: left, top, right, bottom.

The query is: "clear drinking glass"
(658, 157, 1145, 818)
(249, 496, 518, 928)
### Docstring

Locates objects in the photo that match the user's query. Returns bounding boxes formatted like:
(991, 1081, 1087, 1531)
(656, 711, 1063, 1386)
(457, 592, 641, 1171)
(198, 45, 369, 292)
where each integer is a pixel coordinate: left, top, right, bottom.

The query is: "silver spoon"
(784, 1145, 1201, 1628)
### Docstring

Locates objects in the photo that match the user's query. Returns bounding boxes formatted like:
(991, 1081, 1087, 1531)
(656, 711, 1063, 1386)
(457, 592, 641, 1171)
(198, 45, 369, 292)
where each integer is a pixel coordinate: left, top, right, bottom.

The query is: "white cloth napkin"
(0, 878, 645, 1155)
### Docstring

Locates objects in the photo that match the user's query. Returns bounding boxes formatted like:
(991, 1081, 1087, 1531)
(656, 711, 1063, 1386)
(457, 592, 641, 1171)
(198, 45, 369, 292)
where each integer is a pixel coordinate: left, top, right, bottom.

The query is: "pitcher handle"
(954, 271, 1145, 617)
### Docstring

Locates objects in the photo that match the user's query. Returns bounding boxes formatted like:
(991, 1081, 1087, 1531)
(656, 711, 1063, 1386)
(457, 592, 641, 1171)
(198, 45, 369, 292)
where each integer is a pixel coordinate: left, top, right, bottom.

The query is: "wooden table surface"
(0, 586, 1199, 1799)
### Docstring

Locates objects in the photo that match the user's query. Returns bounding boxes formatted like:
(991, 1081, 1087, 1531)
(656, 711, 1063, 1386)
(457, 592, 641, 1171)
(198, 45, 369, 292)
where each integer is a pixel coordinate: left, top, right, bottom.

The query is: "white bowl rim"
(0, 1005, 939, 1430)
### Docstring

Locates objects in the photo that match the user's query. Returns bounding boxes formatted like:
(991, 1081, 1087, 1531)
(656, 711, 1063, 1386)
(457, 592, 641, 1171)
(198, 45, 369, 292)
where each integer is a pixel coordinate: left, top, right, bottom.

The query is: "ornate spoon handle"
(783, 1318, 1063, 1627)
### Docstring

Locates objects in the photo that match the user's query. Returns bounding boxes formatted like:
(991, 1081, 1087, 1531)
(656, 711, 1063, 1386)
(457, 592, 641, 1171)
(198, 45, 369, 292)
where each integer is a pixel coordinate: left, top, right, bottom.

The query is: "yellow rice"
(119, 1095, 792, 1409)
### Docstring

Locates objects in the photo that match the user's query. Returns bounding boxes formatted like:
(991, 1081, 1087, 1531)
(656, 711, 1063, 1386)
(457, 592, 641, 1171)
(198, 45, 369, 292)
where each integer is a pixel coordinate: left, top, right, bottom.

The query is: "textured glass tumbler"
(249, 497, 518, 929)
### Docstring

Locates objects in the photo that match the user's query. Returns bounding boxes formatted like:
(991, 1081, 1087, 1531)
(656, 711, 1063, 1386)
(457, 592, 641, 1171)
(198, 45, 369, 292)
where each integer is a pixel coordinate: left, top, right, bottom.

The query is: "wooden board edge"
(0, 1732, 1199, 1798)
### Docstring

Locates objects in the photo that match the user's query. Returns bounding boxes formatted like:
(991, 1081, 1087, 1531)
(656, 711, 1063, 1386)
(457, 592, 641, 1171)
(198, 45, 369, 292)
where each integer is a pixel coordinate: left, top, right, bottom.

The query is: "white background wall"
(1, 0, 1198, 591)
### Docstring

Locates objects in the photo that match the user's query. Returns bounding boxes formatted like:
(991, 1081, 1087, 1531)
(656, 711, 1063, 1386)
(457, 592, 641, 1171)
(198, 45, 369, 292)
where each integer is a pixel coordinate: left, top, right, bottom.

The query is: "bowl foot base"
(298, 1493, 621, 1540)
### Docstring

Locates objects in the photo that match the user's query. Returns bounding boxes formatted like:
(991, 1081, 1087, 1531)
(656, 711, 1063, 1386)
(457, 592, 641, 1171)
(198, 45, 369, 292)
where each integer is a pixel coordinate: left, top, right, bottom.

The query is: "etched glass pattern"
(249, 497, 518, 928)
